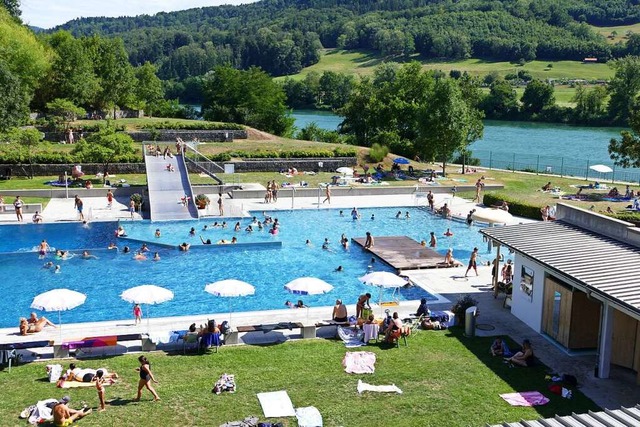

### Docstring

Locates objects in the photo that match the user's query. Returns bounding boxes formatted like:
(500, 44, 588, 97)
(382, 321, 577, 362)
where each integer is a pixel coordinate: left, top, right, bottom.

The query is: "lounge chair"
(182, 333, 199, 354)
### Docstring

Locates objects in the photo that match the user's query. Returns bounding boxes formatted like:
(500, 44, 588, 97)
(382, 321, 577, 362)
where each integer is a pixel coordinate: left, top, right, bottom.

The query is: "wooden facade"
(542, 276, 600, 350)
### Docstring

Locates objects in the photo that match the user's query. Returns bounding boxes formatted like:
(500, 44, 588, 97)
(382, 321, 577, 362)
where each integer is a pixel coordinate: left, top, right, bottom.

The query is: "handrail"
(183, 143, 224, 185)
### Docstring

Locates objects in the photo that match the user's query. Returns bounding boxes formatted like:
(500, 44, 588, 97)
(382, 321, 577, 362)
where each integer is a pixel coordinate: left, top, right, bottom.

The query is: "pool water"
(0, 207, 492, 328)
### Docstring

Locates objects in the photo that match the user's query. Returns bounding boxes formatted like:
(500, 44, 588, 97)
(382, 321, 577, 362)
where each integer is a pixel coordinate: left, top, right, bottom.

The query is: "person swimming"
(107, 243, 118, 250)
(43, 261, 54, 269)
(335, 265, 344, 272)
(133, 252, 147, 261)
(153, 252, 160, 261)
(123, 246, 130, 254)
(54, 265, 61, 273)
(154, 229, 161, 238)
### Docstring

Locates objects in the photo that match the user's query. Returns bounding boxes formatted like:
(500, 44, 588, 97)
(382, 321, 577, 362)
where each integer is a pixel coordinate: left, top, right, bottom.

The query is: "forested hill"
(55, 0, 640, 79)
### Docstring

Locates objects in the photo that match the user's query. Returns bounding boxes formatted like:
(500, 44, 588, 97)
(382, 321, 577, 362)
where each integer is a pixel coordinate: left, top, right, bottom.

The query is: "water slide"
(145, 150, 198, 221)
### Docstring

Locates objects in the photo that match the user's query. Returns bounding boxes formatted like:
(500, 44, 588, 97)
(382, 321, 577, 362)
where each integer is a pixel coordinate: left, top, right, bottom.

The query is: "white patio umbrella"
(205, 279, 255, 320)
(121, 285, 174, 329)
(472, 208, 514, 224)
(589, 164, 613, 173)
(31, 288, 87, 339)
(336, 167, 354, 176)
(284, 277, 334, 295)
(359, 272, 408, 315)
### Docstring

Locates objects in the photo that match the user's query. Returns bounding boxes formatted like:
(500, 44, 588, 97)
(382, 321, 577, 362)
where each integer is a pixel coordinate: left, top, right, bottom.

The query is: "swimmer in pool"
(55, 250, 69, 259)
(200, 236, 212, 244)
(154, 229, 161, 238)
(202, 225, 208, 231)
(54, 265, 61, 273)
(335, 265, 344, 272)
(189, 227, 196, 236)
(122, 246, 130, 254)
(234, 222, 241, 232)
(107, 243, 118, 250)
(38, 240, 50, 258)
(43, 261, 54, 269)
(231, 237, 237, 244)
(405, 211, 410, 219)
(221, 221, 227, 229)
(245, 225, 253, 232)
(305, 239, 312, 246)
(140, 244, 150, 252)
(133, 252, 147, 261)
(395, 211, 402, 218)
(371, 214, 375, 220)
(153, 252, 160, 261)
(339, 210, 344, 217)
(82, 251, 98, 260)
(444, 228, 454, 237)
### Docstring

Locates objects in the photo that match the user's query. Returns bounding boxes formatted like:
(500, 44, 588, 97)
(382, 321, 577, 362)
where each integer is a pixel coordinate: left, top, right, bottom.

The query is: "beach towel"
(295, 406, 323, 427)
(21, 398, 58, 425)
(499, 391, 549, 406)
(59, 379, 115, 389)
(357, 379, 402, 394)
(337, 326, 364, 348)
(342, 351, 376, 374)
(257, 390, 296, 418)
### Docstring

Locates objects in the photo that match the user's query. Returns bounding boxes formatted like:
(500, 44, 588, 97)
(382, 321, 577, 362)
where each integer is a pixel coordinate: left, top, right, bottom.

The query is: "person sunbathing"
(505, 339, 534, 367)
(19, 316, 56, 335)
(58, 363, 118, 385)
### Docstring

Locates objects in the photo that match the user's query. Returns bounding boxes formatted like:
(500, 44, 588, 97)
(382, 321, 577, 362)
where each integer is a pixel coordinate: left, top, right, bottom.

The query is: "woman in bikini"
(19, 316, 56, 335)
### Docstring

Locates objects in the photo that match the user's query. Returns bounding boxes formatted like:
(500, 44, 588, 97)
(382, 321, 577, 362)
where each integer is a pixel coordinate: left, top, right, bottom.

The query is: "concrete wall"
(511, 253, 546, 333)
(556, 203, 640, 248)
(231, 158, 356, 172)
(0, 163, 147, 176)
(0, 186, 143, 199)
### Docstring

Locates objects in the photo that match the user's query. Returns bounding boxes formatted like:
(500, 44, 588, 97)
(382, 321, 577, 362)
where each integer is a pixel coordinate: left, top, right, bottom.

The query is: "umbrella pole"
(58, 311, 62, 341)
(146, 304, 150, 334)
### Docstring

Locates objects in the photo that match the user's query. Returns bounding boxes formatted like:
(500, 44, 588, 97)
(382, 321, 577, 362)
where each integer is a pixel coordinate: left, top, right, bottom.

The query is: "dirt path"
(245, 127, 276, 141)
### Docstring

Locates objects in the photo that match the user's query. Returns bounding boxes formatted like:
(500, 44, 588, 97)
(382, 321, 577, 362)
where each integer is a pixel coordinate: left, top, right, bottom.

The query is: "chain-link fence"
(470, 149, 640, 184)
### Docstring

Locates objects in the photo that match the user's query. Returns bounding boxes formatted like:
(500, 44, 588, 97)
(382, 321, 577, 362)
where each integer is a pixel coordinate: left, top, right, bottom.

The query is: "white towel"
(295, 406, 323, 427)
(257, 390, 296, 418)
(357, 379, 403, 394)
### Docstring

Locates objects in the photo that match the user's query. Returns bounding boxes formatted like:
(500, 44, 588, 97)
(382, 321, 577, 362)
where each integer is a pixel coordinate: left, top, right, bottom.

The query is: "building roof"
(480, 221, 640, 314)
(489, 404, 640, 426)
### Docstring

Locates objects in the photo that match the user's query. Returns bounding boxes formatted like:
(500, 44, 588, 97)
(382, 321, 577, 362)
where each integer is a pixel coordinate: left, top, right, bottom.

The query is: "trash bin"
(224, 163, 235, 174)
(464, 306, 477, 337)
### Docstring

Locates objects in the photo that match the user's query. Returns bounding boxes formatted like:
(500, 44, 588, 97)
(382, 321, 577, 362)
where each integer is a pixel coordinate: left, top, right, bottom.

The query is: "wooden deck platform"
(352, 236, 447, 271)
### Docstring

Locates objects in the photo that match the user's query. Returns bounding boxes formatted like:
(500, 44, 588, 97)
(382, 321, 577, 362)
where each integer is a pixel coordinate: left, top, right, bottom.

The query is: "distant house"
(583, 57, 598, 63)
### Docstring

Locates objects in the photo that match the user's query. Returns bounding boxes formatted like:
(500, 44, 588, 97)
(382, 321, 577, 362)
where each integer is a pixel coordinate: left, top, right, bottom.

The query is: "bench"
(225, 322, 316, 345)
(53, 334, 150, 358)
(0, 203, 43, 215)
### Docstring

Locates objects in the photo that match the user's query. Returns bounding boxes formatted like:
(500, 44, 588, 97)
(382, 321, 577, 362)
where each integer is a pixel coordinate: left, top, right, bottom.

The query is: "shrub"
(141, 121, 244, 131)
(483, 193, 542, 220)
(451, 294, 478, 324)
(130, 193, 143, 209)
(195, 194, 210, 209)
(368, 143, 389, 163)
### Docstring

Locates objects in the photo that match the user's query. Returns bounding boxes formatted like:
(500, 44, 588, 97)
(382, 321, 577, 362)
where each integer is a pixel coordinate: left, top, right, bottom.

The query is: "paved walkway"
(0, 188, 636, 410)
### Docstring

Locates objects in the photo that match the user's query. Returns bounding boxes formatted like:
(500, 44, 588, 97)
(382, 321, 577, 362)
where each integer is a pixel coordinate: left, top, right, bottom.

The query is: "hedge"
(204, 147, 358, 161)
(142, 121, 244, 131)
(483, 193, 542, 220)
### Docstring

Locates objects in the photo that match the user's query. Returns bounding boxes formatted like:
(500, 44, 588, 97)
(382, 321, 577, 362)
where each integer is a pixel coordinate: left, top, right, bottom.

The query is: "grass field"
(591, 23, 640, 44)
(283, 49, 613, 82)
(0, 329, 599, 427)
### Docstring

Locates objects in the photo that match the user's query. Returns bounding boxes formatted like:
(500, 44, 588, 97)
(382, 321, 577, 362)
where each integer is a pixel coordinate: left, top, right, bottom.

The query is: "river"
(291, 110, 638, 181)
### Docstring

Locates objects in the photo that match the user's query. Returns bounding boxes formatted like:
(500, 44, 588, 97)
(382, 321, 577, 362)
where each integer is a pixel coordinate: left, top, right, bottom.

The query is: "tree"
(46, 98, 86, 131)
(609, 110, 640, 168)
(572, 84, 607, 122)
(418, 78, 484, 176)
(201, 66, 293, 136)
(608, 56, 640, 124)
(134, 62, 164, 116)
(0, 58, 30, 131)
(481, 79, 519, 119)
(1, 0, 20, 20)
(86, 36, 136, 116)
(7, 127, 43, 178)
(521, 80, 555, 115)
(72, 126, 135, 180)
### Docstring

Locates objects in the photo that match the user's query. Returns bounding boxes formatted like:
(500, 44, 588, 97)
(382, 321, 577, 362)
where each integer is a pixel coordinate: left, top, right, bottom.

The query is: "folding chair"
(182, 333, 200, 355)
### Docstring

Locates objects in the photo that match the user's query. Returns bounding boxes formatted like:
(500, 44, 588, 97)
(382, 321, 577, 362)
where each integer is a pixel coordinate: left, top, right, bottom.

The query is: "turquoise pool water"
(0, 207, 491, 328)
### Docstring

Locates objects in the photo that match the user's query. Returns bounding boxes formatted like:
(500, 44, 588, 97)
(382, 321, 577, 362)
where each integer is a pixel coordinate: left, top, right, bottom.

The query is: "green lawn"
(282, 49, 613, 81)
(591, 23, 640, 44)
(0, 329, 598, 427)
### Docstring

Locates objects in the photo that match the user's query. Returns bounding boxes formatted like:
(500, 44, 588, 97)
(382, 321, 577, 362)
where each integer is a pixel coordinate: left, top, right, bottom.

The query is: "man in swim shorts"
(73, 195, 84, 221)
(52, 397, 91, 427)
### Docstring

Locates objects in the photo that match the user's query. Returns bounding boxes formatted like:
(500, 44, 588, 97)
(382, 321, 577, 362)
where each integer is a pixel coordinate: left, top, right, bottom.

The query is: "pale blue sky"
(21, 0, 258, 29)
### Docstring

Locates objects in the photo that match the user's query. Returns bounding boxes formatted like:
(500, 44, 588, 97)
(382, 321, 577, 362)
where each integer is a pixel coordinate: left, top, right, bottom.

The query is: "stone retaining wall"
(231, 158, 356, 172)
(0, 163, 147, 176)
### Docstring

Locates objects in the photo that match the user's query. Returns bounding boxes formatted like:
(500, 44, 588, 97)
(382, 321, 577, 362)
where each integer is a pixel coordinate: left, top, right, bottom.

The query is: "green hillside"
(284, 49, 613, 81)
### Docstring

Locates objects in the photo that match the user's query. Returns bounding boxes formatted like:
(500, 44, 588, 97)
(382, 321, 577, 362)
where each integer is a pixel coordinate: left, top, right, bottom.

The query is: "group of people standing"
(264, 181, 279, 203)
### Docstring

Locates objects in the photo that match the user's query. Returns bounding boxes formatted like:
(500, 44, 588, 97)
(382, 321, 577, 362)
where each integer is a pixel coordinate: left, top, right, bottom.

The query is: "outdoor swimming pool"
(0, 207, 493, 328)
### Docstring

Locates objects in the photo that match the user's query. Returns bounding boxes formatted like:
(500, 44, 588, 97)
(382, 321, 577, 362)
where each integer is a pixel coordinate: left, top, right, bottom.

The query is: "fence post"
(585, 159, 589, 181)
(536, 155, 539, 175)
(512, 153, 516, 173)
(560, 157, 564, 178)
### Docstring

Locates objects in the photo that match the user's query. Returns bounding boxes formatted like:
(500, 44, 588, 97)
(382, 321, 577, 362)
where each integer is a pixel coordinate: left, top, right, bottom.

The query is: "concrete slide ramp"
(145, 153, 198, 221)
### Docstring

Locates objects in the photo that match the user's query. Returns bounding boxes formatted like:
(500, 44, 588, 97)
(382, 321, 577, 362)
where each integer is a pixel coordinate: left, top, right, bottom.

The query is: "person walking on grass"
(95, 369, 106, 412)
(465, 247, 479, 277)
(134, 356, 160, 402)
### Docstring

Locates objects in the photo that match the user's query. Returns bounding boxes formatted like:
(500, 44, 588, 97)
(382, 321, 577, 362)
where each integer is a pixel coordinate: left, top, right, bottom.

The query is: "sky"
(21, 0, 258, 29)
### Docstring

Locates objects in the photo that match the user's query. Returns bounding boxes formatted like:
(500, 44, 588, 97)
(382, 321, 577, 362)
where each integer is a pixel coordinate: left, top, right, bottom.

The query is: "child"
(95, 369, 106, 411)
(133, 304, 142, 325)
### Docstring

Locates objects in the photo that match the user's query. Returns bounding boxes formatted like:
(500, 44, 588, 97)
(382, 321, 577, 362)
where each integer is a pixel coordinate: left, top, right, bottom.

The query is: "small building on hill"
(583, 57, 598, 63)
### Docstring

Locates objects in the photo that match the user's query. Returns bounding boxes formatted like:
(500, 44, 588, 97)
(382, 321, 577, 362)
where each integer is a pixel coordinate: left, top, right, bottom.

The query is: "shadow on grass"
(108, 397, 137, 407)
(446, 326, 601, 420)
